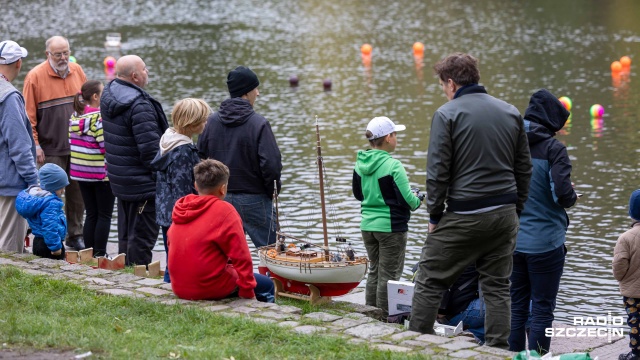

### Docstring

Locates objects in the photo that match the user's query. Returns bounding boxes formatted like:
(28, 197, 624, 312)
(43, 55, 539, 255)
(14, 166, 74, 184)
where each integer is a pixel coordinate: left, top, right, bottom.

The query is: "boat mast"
(315, 116, 330, 259)
(273, 180, 280, 237)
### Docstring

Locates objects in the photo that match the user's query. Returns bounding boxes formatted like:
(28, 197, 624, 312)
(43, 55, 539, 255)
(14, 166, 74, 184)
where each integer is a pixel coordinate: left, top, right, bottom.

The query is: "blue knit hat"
(39, 163, 69, 193)
(630, 189, 640, 221)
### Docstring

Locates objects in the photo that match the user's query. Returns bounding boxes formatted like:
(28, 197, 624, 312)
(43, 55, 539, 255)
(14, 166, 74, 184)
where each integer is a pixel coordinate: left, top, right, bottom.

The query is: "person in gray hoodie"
(0, 40, 37, 253)
(152, 98, 210, 282)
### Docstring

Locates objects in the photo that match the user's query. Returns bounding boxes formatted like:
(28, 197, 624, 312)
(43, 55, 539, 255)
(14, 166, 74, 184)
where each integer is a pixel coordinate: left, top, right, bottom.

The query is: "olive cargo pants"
(410, 205, 518, 349)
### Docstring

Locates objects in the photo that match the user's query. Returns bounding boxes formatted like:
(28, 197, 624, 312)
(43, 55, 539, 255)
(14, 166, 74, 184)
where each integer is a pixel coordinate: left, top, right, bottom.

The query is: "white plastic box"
(387, 280, 415, 316)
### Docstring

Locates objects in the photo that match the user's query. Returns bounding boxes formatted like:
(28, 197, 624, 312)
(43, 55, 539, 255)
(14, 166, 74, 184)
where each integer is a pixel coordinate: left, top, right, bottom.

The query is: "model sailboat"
(258, 117, 368, 304)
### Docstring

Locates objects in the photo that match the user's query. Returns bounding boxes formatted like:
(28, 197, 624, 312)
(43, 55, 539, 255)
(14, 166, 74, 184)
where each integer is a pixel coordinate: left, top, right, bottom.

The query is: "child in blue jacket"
(16, 163, 69, 260)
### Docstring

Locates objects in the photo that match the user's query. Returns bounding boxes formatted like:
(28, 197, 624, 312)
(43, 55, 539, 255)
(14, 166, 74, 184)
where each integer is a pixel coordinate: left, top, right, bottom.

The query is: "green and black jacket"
(352, 149, 421, 233)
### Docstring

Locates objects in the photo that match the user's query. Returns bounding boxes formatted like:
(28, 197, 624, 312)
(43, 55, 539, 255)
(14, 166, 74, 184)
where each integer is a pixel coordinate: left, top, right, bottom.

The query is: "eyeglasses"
(47, 51, 70, 59)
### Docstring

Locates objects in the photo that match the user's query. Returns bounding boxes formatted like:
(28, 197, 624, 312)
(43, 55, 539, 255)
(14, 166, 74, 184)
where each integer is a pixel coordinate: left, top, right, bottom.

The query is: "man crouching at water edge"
(168, 159, 274, 302)
(409, 53, 532, 349)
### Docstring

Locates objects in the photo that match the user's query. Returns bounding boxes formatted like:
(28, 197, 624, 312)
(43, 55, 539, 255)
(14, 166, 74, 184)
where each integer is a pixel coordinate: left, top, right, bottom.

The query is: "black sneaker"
(65, 236, 86, 251)
(619, 351, 639, 360)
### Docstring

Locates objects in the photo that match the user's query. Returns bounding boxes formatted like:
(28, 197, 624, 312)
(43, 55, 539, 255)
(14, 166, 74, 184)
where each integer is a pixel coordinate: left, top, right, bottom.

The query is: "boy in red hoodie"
(168, 159, 274, 302)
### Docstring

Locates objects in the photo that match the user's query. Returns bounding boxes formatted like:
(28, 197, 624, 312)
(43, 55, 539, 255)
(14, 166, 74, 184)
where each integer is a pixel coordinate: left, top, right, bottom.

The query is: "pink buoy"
(103, 56, 116, 69)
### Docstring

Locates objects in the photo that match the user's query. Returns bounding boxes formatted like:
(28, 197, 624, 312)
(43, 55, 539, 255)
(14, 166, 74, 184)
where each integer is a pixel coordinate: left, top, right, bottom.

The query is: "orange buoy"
(413, 42, 425, 57)
(611, 61, 622, 73)
(360, 43, 372, 56)
(620, 56, 631, 69)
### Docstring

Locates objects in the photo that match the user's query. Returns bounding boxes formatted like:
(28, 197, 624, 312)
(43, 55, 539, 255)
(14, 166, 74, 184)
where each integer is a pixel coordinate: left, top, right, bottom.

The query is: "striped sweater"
(69, 106, 108, 181)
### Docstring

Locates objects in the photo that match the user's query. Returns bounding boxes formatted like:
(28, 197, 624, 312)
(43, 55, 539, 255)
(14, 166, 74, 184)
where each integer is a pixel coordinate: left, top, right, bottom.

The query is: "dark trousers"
(362, 231, 407, 316)
(32, 236, 65, 260)
(79, 181, 115, 257)
(509, 245, 565, 354)
(410, 205, 518, 349)
(624, 296, 640, 356)
(227, 273, 275, 303)
(117, 198, 159, 266)
(162, 226, 170, 283)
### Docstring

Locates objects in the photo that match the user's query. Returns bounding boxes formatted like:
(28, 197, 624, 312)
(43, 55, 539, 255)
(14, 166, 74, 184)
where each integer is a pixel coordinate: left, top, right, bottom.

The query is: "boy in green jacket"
(352, 116, 422, 318)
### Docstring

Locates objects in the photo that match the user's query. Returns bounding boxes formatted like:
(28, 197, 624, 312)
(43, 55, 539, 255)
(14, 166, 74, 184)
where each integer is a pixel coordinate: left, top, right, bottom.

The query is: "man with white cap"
(0, 40, 38, 253)
(23, 35, 87, 251)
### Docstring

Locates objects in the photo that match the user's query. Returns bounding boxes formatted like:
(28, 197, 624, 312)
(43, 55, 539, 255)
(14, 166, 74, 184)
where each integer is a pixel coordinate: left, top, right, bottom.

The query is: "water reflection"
(8, 0, 640, 323)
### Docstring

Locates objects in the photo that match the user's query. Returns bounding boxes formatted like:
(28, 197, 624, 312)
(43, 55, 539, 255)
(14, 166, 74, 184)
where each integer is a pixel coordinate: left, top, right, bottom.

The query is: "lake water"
(7, 0, 640, 323)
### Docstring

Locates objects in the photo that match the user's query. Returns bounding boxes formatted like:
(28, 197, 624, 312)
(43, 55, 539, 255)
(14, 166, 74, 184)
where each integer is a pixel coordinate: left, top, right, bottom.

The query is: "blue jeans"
(509, 245, 565, 354)
(254, 273, 275, 303)
(227, 273, 275, 303)
(225, 193, 276, 248)
(445, 298, 486, 343)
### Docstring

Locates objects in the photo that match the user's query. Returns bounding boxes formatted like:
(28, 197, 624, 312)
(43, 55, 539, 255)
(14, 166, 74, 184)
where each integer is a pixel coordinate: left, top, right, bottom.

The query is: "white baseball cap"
(366, 116, 406, 140)
(0, 40, 28, 65)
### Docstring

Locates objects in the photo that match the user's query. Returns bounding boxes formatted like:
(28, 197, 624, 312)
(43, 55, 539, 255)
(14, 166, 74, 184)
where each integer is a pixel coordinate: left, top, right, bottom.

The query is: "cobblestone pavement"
(0, 252, 623, 359)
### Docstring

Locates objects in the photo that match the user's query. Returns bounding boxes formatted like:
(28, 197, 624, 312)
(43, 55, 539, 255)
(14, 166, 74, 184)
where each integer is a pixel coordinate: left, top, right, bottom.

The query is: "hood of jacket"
(158, 128, 193, 157)
(171, 193, 220, 225)
(101, 79, 146, 119)
(217, 98, 255, 127)
(15, 186, 58, 218)
(151, 143, 198, 173)
(355, 149, 392, 176)
(524, 89, 570, 134)
(0, 79, 18, 103)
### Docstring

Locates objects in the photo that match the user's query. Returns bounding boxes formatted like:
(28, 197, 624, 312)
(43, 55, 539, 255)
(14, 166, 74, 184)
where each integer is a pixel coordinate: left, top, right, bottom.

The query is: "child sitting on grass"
(15, 163, 69, 260)
(613, 189, 640, 360)
(168, 159, 274, 302)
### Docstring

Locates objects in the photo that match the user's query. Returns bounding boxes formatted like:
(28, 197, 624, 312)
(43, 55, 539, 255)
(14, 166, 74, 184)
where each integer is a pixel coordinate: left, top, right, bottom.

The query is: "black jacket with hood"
(517, 89, 577, 253)
(197, 98, 281, 197)
(101, 79, 169, 201)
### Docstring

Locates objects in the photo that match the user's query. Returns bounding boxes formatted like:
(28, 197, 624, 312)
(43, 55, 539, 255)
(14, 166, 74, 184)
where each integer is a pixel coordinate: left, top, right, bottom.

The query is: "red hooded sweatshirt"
(168, 194, 256, 300)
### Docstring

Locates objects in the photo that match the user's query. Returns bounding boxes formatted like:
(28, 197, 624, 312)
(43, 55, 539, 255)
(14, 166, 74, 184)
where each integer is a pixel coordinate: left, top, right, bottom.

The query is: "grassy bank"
(0, 267, 426, 359)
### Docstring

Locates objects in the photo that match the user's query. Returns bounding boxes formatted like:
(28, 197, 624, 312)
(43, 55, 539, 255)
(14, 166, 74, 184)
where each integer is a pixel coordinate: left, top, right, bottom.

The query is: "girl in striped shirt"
(69, 80, 114, 257)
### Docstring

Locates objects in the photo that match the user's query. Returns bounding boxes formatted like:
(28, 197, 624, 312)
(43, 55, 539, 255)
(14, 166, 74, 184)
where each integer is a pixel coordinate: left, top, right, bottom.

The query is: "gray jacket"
(0, 80, 37, 196)
(426, 85, 532, 223)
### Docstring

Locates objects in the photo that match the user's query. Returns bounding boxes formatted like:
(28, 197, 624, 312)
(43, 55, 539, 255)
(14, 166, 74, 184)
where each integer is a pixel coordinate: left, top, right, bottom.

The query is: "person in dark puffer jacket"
(101, 55, 168, 266)
(152, 98, 210, 283)
(509, 89, 578, 355)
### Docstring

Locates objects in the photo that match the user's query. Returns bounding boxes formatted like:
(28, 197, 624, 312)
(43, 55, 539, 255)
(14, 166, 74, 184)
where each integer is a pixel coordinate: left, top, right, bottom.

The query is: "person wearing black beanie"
(227, 66, 260, 99)
(198, 66, 282, 249)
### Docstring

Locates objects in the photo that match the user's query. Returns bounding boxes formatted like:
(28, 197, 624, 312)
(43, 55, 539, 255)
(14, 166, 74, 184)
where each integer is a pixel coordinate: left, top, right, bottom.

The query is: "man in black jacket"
(198, 66, 282, 248)
(101, 55, 168, 266)
(410, 53, 531, 349)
